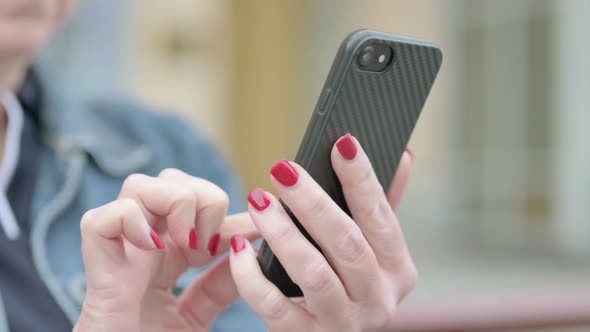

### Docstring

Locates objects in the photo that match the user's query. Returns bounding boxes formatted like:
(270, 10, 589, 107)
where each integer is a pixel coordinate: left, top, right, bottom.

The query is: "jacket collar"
(33, 66, 152, 176)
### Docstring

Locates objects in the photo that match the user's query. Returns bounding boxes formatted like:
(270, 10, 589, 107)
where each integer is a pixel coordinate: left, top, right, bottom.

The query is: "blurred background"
(40, 0, 590, 331)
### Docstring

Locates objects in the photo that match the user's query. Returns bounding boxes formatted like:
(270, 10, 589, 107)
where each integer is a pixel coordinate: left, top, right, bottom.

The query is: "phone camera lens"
(358, 46, 374, 67)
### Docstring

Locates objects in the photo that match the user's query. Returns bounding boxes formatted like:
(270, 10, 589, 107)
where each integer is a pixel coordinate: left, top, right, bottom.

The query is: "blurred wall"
(128, 0, 235, 154)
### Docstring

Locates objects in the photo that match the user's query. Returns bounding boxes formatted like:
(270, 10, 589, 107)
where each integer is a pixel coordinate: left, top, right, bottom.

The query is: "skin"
(75, 169, 262, 331)
(74, 146, 415, 332)
(230, 142, 417, 332)
(0, 0, 74, 159)
(0, 1, 418, 331)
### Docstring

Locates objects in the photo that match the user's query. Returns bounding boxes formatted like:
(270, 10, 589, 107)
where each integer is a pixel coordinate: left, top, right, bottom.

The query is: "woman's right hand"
(73, 169, 258, 332)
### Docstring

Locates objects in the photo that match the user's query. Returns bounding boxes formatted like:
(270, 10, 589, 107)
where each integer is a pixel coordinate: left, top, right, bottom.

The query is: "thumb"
(176, 257, 238, 330)
(386, 148, 414, 211)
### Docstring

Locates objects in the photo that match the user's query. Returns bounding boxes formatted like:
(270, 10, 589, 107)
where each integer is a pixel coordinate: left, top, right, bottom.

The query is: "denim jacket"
(0, 69, 264, 331)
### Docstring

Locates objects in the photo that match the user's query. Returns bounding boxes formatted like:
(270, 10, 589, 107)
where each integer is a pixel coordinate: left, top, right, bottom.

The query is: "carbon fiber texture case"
(257, 30, 442, 297)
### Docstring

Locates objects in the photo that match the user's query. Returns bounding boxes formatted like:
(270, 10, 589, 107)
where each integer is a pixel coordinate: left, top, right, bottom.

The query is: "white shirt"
(0, 92, 24, 240)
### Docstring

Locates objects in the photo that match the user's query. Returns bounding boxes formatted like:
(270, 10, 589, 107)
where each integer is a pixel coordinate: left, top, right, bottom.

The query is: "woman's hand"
(229, 133, 416, 332)
(74, 169, 258, 332)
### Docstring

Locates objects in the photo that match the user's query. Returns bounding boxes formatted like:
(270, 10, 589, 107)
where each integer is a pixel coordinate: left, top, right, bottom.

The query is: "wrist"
(75, 299, 140, 332)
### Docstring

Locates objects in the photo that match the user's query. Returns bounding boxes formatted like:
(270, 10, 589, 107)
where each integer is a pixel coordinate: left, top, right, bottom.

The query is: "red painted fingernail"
(208, 233, 221, 256)
(231, 235, 246, 253)
(189, 227, 198, 250)
(336, 133, 357, 160)
(150, 228, 165, 249)
(405, 147, 415, 161)
(270, 160, 298, 187)
(248, 188, 271, 211)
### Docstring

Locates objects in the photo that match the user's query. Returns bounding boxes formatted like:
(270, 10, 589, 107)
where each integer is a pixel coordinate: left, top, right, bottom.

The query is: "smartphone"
(256, 30, 442, 297)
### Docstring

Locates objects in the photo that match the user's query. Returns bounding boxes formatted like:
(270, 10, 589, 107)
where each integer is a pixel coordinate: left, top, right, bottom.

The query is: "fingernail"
(336, 133, 357, 160)
(405, 147, 415, 161)
(150, 228, 165, 249)
(270, 160, 298, 187)
(248, 188, 271, 211)
(208, 233, 221, 256)
(189, 227, 198, 250)
(231, 235, 246, 253)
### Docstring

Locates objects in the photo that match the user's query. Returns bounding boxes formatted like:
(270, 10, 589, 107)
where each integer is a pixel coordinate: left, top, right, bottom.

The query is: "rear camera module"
(357, 43, 393, 72)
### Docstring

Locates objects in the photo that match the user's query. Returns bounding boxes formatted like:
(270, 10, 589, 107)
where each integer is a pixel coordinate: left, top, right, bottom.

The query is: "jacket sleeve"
(87, 98, 247, 213)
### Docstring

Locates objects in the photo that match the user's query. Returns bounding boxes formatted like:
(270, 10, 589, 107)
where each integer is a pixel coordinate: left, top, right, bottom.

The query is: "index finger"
(158, 168, 229, 255)
(118, 174, 196, 251)
(269, 160, 381, 302)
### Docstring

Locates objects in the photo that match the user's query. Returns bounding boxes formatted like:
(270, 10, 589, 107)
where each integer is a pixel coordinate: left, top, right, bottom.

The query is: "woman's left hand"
(229, 133, 417, 332)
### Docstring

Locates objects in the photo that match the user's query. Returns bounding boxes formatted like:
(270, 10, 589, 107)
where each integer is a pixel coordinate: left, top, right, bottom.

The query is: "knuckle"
(300, 259, 335, 293)
(206, 188, 229, 211)
(271, 224, 298, 245)
(173, 186, 195, 204)
(362, 196, 391, 226)
(379, 243, 409, 270)
(406, 261, 419, 286)
(234, 266, 259, 285)
(218, 190, 230, 208)
(80, 209, 97, 233)
(399, 260, 419, 296)
(335, 227, 370, 264)
(122, 173, 148, 192)
(158, 167, 184, 178)
(258, 288, 289, 321)
(304, 195, 329, 220)
(195, 180, 229, 211)
(351, 164, 374, 189)
(369, 300, 397, 330)
(118, 198, 141, 218)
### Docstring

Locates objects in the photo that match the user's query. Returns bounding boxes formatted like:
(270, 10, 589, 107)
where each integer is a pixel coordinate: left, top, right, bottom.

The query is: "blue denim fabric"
(0, 67, 265, 331)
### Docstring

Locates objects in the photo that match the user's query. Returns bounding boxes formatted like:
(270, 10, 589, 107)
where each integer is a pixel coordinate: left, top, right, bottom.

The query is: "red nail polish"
(189, 228, 198, 250)
(336, 133, 357, 160)
(208, 233, 220, 256)
(150, 228, 165, 249)
(405, 147, 415, 161)
(231, 235, 246, 253)
(270, 160, 298, 187)
(248, 188, 271, 211)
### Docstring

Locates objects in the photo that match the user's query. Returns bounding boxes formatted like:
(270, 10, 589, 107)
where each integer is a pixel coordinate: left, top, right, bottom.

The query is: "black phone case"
(257, 30, 442, 297)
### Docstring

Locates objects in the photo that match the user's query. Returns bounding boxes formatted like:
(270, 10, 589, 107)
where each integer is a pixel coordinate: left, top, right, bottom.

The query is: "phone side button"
(317, 88, 333, 115)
